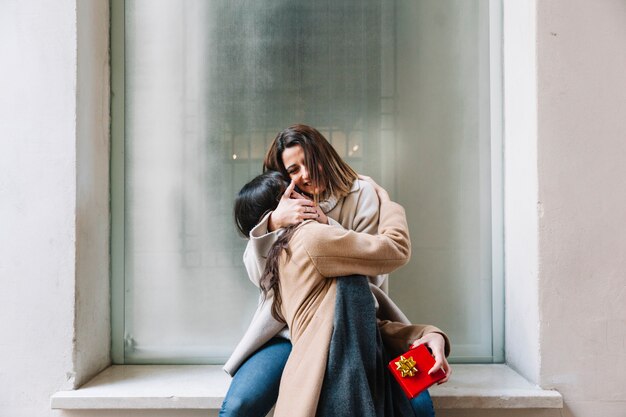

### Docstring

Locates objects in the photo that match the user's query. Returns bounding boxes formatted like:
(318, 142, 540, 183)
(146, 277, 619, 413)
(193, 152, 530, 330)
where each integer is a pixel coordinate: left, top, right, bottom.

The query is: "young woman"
(230, 171, 450, 417)
(220, 125, 447, 417)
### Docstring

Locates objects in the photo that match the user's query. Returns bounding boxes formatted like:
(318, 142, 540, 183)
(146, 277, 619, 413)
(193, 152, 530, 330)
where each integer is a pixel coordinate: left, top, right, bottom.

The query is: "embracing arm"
(303, 180, 411, 278)
(243, 180, 319, 286)
(243, 211, 280, 287)
(351, 179, 387, 288)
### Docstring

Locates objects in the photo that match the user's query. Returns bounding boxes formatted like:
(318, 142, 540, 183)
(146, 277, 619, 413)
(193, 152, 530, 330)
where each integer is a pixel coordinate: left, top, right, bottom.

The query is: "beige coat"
(224, 179, 411, 375)
(273, 199, 448, 417)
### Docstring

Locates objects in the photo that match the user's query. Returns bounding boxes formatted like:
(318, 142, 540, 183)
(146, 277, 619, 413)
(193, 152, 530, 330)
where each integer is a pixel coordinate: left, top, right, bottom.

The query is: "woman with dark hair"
(220, 125, 449, 417)
(233, 171, 290, 239)
(227, 171, 450, 417)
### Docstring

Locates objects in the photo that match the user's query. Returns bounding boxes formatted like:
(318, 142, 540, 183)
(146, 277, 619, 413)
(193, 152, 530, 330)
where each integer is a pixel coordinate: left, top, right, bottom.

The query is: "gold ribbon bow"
(395, 355, 419, 378)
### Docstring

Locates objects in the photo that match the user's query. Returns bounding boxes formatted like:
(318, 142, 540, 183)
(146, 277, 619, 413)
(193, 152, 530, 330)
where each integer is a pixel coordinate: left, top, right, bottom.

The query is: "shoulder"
(342, 178, 378, 205)
(351, 179, 380, 214)
(347, 178, 373, 195)
(354, 179, 377, 198)
(321, 178, 375, 213)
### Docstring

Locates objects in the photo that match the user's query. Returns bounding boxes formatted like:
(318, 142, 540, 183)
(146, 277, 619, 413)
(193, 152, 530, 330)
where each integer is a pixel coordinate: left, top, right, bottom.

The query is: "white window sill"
(51, 364, 562, 410)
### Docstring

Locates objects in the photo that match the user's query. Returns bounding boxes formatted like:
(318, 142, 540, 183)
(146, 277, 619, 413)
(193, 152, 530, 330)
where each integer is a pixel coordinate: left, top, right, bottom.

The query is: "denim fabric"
(219, 337, 291, 417)
(411, 389, 436, 417)
(220, 313, 435, 417)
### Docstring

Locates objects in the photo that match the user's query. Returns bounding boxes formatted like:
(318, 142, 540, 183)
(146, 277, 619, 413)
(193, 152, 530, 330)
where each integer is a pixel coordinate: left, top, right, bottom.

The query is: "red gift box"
(388, 344, 446, 399)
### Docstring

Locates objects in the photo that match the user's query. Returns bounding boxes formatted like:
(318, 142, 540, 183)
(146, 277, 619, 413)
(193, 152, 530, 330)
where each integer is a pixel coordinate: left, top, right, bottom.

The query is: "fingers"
(410, 339, 424, 349)
(291, 191, 310, 200)
(282, 181, 296, 199)
(299, 205, 320, 218)
(314, 206, 328, 224)
(292, 198, 315, 207)
(428, 356, 443, 375)
(286, 202, 319, 222)
(429, 356, 452, 385)
(409, 333, 451, 384)
(437, 363, 452, 384)
(291, 190, 310, 200)
(434, 358, 451, 384)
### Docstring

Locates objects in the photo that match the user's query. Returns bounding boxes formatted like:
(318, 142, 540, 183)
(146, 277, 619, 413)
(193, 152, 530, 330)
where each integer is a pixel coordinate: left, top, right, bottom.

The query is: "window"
(112, 0, 503, 364)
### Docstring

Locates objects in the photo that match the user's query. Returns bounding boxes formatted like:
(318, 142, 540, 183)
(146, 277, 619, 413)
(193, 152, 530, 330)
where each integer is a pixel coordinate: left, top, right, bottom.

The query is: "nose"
(300, 165, 310, 181)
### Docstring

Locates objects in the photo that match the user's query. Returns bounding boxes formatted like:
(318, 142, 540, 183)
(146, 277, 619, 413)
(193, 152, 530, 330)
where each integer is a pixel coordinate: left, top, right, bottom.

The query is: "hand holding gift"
(410, 332, 451, 384)
(388, 342, 449, 399)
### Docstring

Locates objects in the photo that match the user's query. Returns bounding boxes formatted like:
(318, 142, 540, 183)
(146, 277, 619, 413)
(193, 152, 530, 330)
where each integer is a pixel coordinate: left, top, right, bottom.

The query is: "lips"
(298, 182, 315, 198)
(301, 182, 324, 196)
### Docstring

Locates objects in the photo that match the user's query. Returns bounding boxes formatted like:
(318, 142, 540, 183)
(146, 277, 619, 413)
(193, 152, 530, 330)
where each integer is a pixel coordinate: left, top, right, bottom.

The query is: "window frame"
(110, 0, 505, 365)
(488, 0, 504, 364)
(111, 0, 126, 364)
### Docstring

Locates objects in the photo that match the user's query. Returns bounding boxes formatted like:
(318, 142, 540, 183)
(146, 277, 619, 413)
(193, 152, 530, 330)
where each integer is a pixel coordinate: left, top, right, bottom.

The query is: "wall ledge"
(51, 364, 562, 410)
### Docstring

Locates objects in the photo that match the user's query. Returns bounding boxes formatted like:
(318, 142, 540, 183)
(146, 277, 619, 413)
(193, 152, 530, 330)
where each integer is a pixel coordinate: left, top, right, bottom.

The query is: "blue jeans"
(411, 389, 436, 417)
(219, 337, 435, 417)
(219, 338, 291, 417)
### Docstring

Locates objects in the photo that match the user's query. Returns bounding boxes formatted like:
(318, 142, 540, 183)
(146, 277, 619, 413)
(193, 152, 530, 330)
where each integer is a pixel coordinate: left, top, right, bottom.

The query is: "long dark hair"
(233, 171, 297, 321)
(234, 171, 288, 238)
(263, 124, 358, 202)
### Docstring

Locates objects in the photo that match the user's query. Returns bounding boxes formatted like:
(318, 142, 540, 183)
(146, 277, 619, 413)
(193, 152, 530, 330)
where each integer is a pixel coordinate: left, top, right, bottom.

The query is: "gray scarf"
(316, 275, 414, 417)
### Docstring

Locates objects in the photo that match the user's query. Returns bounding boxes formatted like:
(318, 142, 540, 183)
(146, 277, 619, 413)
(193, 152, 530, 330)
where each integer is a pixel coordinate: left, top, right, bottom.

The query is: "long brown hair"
(260, 225, 298, 322)
(263, 124, 358, 202)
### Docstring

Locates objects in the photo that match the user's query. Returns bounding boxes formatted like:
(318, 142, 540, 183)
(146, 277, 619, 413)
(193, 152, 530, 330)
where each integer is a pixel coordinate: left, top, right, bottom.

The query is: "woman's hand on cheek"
(268, 181, 319, 231)
(410, 333, 451, 384)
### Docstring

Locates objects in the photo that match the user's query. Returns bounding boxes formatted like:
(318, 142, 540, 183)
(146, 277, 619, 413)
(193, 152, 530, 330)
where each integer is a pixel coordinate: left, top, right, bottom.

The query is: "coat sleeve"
(243, 211, 281, 287)
(351, 180, 387, 289)
(378, 320, 451, 358)
(303, 200, 411, 278)
(327, 217, 344, 229)
(369, 283, 410, 323)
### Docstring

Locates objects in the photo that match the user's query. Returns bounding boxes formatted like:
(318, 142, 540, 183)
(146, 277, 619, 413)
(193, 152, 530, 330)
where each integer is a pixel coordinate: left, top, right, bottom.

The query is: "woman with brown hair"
(220, 125, 448, 417)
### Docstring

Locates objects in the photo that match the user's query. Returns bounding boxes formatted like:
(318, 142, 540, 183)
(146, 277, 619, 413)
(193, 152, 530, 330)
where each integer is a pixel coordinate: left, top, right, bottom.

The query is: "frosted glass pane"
(123, 0, 497, 363)
(390, 1, 492, 361)
(388, 1, 495, 362)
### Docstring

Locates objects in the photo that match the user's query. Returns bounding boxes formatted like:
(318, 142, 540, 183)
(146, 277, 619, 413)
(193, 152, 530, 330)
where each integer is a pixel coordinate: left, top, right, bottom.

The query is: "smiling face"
(264, 124, 357, 201)
(281, 145, 325, 196)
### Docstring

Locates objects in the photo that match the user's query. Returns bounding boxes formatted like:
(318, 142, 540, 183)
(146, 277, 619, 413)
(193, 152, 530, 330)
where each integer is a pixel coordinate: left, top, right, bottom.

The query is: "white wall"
(536, 1, 626, 416)
(0, 1, 110, 416)
(75, 0, 111, 387)
(503, 0, 540, 383)
(0, 1, 78, 415)
(504, 2, 626, 416)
